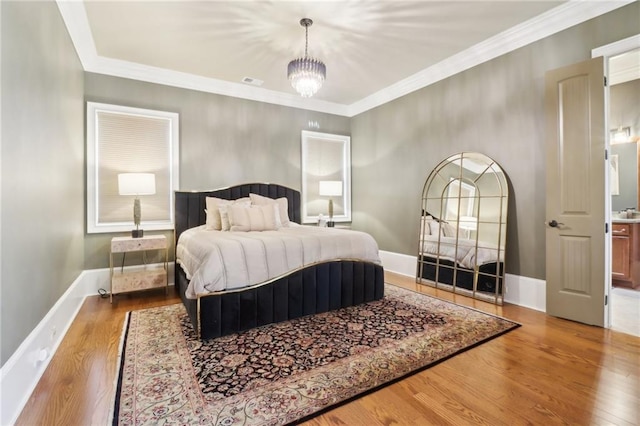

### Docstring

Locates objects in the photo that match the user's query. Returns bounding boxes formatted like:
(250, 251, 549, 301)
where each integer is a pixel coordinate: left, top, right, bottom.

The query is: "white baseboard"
(503, 273, 546, 312)
(379, 250, 417, 278)
(0, 263, 174, 426)
(380, 250, 546, 312)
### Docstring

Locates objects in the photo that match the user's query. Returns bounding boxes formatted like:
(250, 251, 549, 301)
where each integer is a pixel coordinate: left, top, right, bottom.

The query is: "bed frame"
(418, 255, 503, 296)
(174, 183, 385, 339)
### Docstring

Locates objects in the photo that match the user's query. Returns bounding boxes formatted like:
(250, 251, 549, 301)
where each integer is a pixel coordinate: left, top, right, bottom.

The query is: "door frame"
(592, 34, 640, 329)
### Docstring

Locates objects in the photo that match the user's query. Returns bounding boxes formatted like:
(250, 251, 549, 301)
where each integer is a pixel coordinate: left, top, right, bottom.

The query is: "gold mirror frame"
(416, 152, 508, 304)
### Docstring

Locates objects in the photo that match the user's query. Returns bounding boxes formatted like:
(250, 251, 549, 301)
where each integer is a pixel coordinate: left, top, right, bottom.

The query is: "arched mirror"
(416, 152, 508, 304)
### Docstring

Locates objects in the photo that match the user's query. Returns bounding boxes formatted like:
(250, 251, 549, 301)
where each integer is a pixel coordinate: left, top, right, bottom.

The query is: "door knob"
(548, 220, 564, 227)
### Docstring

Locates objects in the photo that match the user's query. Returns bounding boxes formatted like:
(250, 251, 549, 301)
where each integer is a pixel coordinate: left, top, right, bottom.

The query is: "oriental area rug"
(110, 284, 519, 425)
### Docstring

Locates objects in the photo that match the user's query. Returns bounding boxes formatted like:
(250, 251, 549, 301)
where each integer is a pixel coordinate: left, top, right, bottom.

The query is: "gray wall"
(1, 1, 85, 366)
(351, 2, 640, 279)
(83, 73, 350, 269)
(610, 79, 640, 212)
(1, 0, 638, 366)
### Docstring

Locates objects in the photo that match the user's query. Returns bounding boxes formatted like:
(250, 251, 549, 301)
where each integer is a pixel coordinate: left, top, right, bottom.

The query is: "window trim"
(86, 102, 179, 234)
(300, 130, 352, 224)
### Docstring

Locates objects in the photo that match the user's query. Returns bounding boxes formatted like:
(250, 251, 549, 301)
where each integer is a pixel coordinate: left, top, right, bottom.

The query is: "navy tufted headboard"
(174, 183, 301, 244)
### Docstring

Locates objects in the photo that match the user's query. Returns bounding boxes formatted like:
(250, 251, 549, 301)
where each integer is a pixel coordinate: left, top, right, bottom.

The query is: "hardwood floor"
(16, 272, 640, 425)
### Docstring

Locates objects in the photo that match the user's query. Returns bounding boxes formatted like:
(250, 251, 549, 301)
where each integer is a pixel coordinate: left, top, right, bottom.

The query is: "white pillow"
(218, 204, 231, 231)
(428, 221, 443, 236)
(249, 193, 291, 227)
(228, 204, 278, 232)
(421, 216, 433, 236)
(205, 197, 250, 230)
(442, 222, 457, 237)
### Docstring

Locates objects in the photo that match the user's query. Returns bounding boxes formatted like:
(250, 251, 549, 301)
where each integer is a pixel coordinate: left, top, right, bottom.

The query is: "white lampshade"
(319, 180, 343, 197)
(118, 173, 156, 196)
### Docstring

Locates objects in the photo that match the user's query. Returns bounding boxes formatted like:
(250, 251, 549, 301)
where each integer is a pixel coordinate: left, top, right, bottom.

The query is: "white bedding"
(420, 235, 503, 269)
(177, 224, 381, 298)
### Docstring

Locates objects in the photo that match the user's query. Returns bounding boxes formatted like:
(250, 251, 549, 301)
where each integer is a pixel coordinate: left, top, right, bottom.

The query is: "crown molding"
(87, 56, 349, 116)
(57, 0, 633, 118)
(347, 0, 635, 116)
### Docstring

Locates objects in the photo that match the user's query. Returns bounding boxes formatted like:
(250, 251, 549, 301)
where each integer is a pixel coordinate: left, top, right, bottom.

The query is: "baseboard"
(503, 273, 546, 312)
(0, 263, 175, 426)
(380, 250, 546, 312)
(379, 250, 418, 278)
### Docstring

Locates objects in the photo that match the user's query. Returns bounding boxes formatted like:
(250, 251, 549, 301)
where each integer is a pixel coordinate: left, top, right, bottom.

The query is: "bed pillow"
(205, 197, 250, 230)
(228, 204, 278, 232)
(442, 222, 457, 237)
(249, 193, 291, 227)
(420, 216, 433, 236)
(428, 221, 443, 236)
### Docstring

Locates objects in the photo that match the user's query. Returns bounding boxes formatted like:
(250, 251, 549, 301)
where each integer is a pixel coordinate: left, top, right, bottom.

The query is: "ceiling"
(57, 1, 633, 116)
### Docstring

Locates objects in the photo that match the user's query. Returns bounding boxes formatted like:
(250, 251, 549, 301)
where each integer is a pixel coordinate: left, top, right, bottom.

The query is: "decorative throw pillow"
(249, 193, 290, 227)
(205, 197, 250, 230)
(442, 222, 457, 238)
(218, 205, 231, 231)
(428, 221, 443, 236)
(228, 204, 278, 232)
(421, 216, 433, 236)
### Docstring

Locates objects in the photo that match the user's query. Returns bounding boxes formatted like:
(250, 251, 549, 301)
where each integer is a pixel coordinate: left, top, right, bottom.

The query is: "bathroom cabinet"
(612, 221, 640, 288)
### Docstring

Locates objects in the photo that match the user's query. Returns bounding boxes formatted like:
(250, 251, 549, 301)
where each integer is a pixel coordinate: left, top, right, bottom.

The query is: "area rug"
(111, 284, 519, 425)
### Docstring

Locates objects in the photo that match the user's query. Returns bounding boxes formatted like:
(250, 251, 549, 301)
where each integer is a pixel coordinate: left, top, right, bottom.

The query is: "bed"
(417, 216, 504, 295)
(174, 183, 384, 339)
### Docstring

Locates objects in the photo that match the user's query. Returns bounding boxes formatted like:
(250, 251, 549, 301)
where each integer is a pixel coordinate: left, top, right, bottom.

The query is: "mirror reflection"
(416, 152, 508, 304)
(301, 131, 351, 224)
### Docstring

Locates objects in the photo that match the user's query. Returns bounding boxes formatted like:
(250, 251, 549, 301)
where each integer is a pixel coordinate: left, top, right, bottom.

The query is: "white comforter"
(177, 224, 381, 298)
(421, 235, 503, 269)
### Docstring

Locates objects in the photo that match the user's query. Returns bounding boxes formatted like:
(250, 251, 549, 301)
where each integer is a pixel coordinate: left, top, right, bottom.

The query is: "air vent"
(242, 77, 263, 86)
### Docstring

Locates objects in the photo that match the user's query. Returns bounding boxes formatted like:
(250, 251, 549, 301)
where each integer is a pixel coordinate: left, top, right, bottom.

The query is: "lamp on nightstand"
(118, 173, 156, 238)
(319, 180, 343, 227)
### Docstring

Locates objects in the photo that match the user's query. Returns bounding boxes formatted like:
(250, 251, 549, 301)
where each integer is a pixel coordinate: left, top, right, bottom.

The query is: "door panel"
(545, 57, 605, 326)
(611, 234, 630, 279)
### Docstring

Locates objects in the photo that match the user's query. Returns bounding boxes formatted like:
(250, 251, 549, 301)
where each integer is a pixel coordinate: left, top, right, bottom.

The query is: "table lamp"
(319, 180, 343, 227)
(118, 173, 156, 238)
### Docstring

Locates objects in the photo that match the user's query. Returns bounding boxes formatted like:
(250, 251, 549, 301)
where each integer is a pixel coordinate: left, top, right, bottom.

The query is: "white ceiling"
(57, 1, 634, 116)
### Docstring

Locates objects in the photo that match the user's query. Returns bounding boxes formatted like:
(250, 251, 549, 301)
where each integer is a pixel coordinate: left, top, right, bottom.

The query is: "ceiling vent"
(242, 77, 263, 86)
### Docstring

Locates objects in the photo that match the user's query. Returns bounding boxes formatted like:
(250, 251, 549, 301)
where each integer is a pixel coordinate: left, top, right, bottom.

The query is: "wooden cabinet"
(612, 222, 640, 288)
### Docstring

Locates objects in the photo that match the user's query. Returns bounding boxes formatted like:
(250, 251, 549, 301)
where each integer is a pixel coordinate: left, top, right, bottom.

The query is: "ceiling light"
(287, 18, 326, 98)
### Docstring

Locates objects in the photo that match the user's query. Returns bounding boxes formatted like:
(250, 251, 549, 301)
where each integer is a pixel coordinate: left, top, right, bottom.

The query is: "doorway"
(594, 36, 640, 336)
(607, 47, 640, 337)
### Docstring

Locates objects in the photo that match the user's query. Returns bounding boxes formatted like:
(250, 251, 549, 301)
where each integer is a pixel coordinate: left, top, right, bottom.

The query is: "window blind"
(87, 103, 179, 233)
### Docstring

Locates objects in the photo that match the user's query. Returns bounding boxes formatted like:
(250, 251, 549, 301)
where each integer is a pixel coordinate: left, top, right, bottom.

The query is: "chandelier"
(287, 18, 326, 98)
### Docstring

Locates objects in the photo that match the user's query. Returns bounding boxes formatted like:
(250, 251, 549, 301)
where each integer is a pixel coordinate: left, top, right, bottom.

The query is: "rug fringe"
(107, 311, 132, 426)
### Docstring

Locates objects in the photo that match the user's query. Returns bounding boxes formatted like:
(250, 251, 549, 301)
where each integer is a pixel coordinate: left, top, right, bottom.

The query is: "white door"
(545, 57, 606, 326)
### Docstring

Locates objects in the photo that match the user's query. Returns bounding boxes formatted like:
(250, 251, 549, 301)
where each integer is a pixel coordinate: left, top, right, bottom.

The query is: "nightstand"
(109, 235, 168, 303)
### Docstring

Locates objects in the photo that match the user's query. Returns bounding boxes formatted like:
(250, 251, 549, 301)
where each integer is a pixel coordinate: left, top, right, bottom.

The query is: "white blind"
(87, 103, 179, 233)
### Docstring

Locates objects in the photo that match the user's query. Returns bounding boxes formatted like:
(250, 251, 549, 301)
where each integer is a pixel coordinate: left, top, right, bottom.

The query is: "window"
(86, 102, 179, 234)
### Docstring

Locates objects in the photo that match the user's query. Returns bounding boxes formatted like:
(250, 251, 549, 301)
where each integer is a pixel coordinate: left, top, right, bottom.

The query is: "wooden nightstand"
(109, 235, 168, 302)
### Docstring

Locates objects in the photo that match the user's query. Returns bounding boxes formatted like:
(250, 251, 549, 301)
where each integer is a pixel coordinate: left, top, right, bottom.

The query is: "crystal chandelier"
(287, 18, 326, 98)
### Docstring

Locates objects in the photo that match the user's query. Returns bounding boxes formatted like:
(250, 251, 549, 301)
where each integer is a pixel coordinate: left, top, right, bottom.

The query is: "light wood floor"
(611, 286, 640, 337)
(16, 272, 640, 425)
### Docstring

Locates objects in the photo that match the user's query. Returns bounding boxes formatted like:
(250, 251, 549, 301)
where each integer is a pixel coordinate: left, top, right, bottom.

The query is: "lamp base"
(327, 221, 335, 228)
(131, 229, 144, 238)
